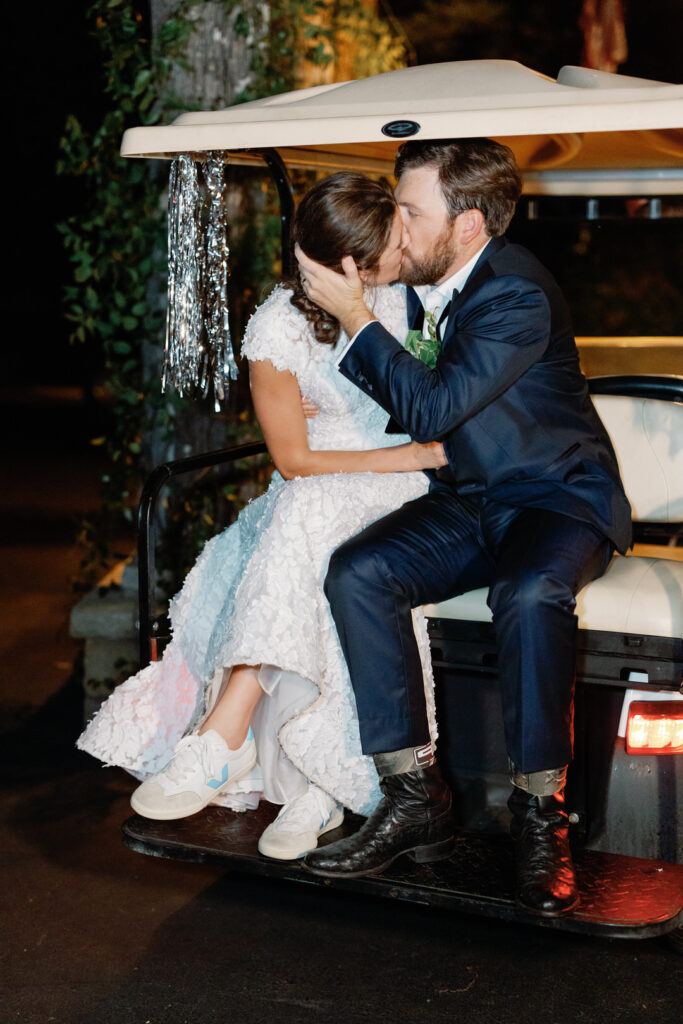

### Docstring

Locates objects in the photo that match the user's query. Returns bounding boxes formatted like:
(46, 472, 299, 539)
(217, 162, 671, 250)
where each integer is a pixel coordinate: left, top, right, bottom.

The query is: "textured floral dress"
(78, 283, 435, 816)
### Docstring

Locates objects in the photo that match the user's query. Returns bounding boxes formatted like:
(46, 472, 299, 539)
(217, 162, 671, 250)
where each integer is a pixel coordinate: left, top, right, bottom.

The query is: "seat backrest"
(592, 393, 683, 522)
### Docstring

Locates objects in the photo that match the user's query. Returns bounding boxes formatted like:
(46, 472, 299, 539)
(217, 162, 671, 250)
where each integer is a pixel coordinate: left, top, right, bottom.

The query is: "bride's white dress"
(78, 283, 435, 816)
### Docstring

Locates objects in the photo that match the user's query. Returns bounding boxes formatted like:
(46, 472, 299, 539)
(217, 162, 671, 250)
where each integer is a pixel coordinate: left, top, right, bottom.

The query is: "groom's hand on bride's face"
(294, 245, 373, 338)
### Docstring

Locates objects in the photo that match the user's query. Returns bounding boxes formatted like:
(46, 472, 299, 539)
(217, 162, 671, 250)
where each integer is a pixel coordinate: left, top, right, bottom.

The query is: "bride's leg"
(130, 663, 261, 820)
(199, 664, 263, 749)
(200, 664, 344, 858)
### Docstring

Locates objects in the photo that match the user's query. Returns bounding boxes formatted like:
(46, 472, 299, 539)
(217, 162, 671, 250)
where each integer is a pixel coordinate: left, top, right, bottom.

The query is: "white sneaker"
(257, 784, 344, 860)
(130, 728, 257, 820)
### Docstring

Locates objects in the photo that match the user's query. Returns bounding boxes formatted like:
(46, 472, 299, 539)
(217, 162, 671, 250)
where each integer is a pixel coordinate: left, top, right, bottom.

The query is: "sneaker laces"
(274, 786, 337, 834)
(164, 735, 216, 786)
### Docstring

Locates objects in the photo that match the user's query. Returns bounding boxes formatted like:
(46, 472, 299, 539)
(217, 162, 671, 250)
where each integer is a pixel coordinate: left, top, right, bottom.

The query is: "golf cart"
(118, 61, 683, 944)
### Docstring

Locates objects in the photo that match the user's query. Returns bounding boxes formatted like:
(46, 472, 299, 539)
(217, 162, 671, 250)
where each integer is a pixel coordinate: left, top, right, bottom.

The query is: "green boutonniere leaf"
(405, 329, 440, 369)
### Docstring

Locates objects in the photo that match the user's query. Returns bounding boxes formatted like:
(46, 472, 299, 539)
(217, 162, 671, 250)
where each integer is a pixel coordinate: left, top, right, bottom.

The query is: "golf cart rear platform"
(122, 805, 683, 941)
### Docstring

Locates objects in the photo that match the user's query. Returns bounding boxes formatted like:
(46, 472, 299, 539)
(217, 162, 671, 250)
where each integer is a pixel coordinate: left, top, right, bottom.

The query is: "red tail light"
(626, 701, 683, 755)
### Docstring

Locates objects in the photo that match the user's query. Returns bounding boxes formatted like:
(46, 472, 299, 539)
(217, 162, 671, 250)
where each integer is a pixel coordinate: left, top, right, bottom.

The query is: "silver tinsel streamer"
(163, 152, 237, 410)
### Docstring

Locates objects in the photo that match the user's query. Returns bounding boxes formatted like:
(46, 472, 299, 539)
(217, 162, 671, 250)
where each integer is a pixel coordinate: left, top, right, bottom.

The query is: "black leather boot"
(508, 786, 579, 917)
(303, 763, 455, 878)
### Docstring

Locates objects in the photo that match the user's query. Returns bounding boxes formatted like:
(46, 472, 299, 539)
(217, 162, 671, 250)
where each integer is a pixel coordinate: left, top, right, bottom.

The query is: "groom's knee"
(325, 535, 389, 606)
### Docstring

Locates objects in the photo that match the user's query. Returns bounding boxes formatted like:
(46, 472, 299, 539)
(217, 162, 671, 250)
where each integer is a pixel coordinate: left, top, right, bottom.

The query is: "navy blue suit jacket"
(339, 236, 632, 553)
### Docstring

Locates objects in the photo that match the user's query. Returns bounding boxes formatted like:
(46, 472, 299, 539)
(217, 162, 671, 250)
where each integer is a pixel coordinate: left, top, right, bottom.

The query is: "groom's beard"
(399, 224, 456, 287)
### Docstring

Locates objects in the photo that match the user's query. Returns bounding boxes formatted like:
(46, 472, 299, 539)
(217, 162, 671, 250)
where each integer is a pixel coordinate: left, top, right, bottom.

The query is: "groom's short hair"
(394, 138, 522, 236)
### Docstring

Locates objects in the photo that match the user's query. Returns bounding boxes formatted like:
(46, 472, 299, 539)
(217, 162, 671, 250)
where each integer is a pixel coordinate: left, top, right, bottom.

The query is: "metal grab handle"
(136, 440, 268, 667)
(588, 374, 683, 402)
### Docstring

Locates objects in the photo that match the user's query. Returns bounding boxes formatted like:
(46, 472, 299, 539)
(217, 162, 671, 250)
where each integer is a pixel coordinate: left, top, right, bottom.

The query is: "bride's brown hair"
(289, 172, 397, 345)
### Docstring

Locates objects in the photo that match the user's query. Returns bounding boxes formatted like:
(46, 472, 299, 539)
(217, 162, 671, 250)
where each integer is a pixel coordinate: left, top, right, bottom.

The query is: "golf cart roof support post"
(257, 148, 295, 276)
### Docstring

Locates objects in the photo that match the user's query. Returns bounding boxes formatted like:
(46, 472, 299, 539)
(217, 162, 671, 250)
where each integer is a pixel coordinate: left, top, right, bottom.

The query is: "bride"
(78, 171, 445, 860)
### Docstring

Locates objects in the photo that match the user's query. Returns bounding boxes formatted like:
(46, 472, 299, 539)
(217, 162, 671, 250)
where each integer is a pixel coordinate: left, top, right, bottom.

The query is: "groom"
(295, 138, 631, 917)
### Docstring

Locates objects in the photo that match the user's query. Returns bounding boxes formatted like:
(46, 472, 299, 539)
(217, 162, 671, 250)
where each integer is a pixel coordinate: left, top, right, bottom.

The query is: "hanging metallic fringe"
(203, 153, 236, 406)
(163, 152, 237, 410)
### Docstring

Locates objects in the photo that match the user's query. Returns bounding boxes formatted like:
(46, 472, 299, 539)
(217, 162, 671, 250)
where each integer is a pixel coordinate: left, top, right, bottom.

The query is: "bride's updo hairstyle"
(290, 172, 397, 345)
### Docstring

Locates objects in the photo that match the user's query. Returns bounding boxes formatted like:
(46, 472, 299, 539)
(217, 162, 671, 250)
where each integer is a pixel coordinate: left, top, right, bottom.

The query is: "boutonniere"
(405, 328, 440, 369)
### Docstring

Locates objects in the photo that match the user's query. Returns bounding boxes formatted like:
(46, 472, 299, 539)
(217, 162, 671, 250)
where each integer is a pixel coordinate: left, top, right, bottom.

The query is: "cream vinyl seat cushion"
(424, 390, 683, 642)
(591, 393, 683, 524)
(425, 554, 683, 639)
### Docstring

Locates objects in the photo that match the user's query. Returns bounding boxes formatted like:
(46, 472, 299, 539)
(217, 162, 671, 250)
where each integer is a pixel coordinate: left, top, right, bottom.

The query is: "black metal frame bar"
(136, 441, 268, 667)
(587, 374, 683, 402)
(255, 148, 296, 276)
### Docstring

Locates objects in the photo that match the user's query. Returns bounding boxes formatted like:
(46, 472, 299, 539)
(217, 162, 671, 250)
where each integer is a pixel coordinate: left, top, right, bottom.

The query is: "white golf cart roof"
(121, 60, 683, 195)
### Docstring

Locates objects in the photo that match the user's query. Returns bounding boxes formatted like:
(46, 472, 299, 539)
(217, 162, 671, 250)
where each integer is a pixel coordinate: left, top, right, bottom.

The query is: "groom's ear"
(455, 209, 486, 244)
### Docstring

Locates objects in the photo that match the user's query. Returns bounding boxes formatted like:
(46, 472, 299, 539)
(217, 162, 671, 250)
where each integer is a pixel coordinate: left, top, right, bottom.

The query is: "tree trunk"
(150, 0, 259, 110)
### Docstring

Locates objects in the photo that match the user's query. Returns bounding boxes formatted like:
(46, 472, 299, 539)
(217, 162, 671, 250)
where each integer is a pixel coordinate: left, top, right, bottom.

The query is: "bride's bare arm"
(249, 359, 446, 480)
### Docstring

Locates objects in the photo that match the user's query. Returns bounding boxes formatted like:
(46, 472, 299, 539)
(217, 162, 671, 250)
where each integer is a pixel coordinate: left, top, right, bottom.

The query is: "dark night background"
(3, 0, 681, 398)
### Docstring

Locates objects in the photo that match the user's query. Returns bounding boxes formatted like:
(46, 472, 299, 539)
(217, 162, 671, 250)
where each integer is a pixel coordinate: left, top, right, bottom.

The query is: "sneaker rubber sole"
(130, 743, 257, 821)
(258, 805, 344, 860)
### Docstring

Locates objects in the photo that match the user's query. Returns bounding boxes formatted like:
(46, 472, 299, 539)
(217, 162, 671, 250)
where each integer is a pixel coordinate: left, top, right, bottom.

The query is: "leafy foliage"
(58, 2, 174, 585)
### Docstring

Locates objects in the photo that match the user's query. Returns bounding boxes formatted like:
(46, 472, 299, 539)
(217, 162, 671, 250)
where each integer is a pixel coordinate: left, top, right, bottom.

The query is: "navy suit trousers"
(324, 489, 613, 773)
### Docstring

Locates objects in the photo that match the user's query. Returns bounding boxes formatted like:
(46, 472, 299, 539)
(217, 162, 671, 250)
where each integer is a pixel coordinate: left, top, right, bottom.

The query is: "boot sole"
(303, 834, 455, 879)
(515, 894, 581, 918)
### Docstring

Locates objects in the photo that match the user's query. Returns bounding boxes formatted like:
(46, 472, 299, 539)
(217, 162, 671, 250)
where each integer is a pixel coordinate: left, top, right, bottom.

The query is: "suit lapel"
(406, 286, 424, 331)
(440, 236, 506, 343)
